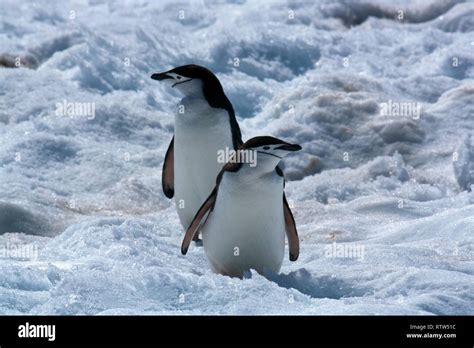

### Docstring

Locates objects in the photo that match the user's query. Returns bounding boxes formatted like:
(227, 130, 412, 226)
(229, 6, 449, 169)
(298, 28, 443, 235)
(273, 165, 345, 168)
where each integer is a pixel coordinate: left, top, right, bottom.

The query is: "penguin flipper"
(162, 137, 174, 198)
(283, 193, 299, 261)
(181, 188, 217, 255)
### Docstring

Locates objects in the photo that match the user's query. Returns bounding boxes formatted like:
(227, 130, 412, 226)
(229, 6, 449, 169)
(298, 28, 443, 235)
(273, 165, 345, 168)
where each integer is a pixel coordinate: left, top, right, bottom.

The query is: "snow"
(0, 0, 473, 315)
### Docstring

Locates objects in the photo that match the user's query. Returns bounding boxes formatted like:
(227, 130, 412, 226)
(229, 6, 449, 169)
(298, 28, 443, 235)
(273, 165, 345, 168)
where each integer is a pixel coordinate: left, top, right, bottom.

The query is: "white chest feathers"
(202, 170, 286, 278)
(173, 97, 234, 229)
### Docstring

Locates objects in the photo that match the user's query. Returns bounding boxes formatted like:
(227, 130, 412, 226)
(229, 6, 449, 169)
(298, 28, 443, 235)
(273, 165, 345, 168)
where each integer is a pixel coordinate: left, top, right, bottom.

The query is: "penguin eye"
(176, 76, 182, 80)
(263, 146, 270, 150)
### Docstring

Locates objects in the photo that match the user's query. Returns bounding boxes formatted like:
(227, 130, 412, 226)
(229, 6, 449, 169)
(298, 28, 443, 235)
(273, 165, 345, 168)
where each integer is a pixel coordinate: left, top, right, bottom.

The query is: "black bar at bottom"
(0, 315, 471, 346)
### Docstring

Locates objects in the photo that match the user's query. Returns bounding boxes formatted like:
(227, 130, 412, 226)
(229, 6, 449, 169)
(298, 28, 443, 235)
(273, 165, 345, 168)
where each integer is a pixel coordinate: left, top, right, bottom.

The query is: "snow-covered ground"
(0, 0, 473, 315)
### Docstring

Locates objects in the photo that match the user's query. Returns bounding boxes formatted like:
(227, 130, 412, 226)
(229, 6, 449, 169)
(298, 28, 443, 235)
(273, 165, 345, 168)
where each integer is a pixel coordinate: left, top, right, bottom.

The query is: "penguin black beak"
(276, 144, 302, 152)
(151, 72, 173, 81)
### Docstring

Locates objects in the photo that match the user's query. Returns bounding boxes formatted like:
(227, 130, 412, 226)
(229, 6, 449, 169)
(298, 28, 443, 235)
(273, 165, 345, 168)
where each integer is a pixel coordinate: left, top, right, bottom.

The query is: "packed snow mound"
(0, 0, 473, 314)
(0, 199, 472, 315)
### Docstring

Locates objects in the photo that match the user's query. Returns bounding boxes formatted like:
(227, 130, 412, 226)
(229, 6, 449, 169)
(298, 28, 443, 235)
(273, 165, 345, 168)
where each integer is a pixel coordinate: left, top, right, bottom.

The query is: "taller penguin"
(151, 65, 243, 234)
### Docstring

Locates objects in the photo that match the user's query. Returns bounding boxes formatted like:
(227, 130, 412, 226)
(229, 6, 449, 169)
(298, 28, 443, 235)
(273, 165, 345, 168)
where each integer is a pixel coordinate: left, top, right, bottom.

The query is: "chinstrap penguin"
(181, 136, 301, 278)
(151, 65, 243, 236)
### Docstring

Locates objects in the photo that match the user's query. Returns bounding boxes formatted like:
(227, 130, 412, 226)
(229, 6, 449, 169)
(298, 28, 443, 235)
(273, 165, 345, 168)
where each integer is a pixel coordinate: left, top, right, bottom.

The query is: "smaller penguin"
(181, 136, 301, 278)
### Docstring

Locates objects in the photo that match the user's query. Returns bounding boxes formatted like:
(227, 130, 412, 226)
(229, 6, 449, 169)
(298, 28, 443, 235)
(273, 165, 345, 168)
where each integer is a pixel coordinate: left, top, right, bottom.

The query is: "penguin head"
(241, 136, 302, 174)
(151, 65, 229, 106)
